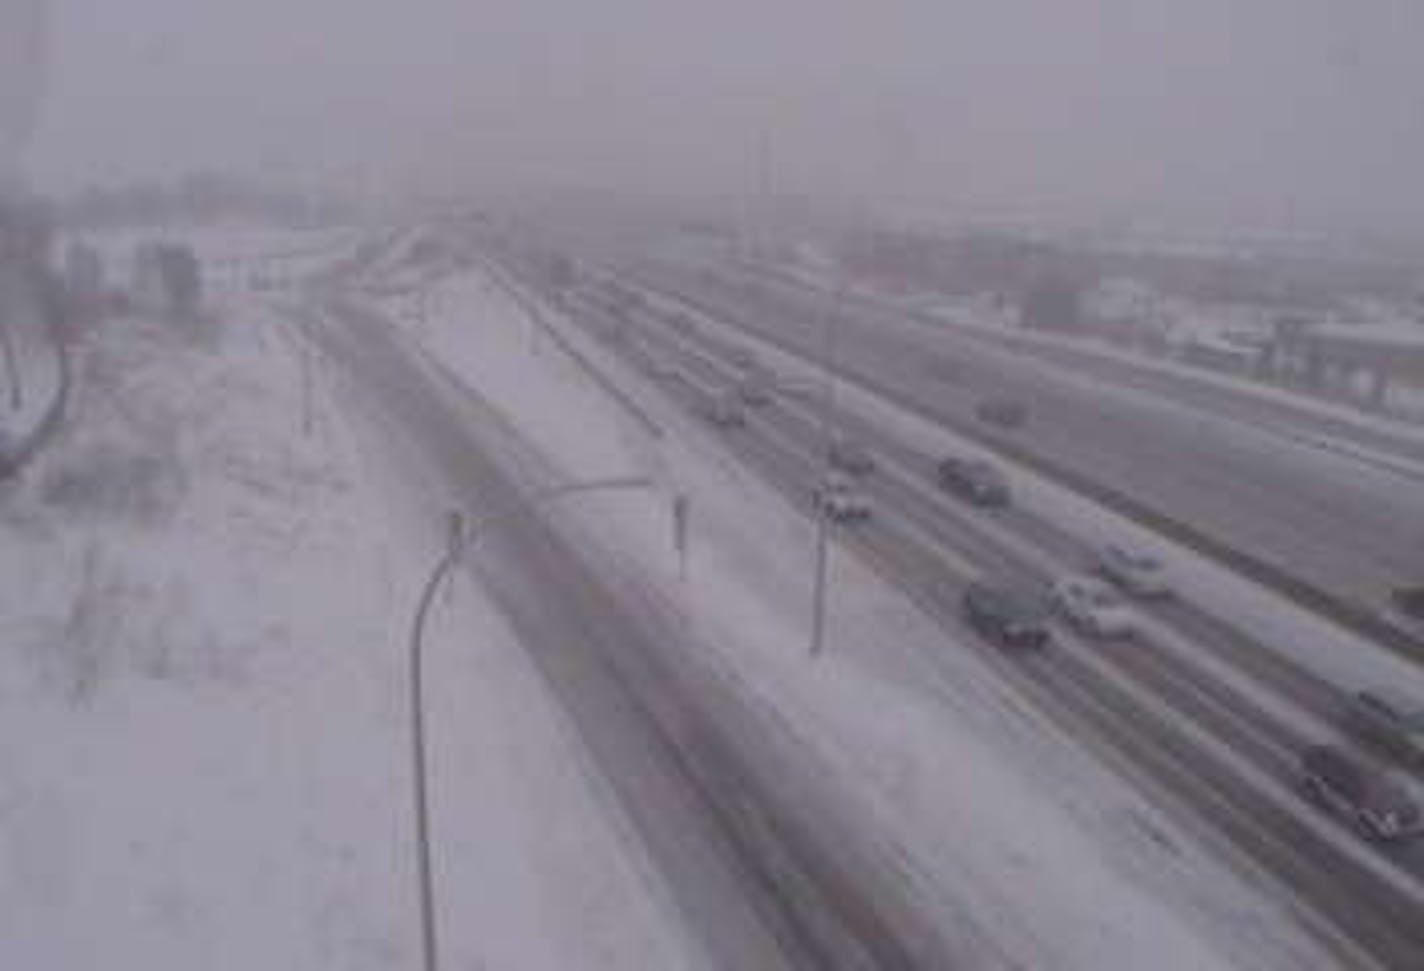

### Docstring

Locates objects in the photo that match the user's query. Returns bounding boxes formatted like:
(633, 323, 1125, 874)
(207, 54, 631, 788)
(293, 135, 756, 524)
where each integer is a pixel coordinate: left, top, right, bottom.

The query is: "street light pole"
(402, 476, 659, 970)
(407, 510, 467, 971)
(809, 277, 845, 658)
(300, 326, 315, 437)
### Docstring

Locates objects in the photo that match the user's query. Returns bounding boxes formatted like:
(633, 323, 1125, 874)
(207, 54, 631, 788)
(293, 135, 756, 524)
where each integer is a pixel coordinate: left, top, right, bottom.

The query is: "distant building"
(1019, 273, 1083, 332)
(130, 241, 203, 324)
(1165, 314, 1266, 375)
(1085, 277, 1161, 325)
(130, 242, 169, 315)
(0, 194, 53, 267)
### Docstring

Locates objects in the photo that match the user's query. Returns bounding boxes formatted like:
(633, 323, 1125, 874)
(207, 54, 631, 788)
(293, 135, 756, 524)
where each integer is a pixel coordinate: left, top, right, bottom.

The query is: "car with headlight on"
(813, 473, 871, 523)
(1345, 689, 1424, 767)
(1299, 744, 1423, 842)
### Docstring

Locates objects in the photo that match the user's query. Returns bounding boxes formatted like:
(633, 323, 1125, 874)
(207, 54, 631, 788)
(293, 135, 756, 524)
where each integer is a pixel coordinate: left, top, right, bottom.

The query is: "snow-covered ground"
(365, 253, 1355, 970)
(0, 241, 700, 969)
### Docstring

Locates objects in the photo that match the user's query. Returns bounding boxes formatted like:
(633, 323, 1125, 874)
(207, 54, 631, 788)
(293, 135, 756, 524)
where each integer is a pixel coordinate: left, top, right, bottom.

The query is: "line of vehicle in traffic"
(589, 273, 1424, 850)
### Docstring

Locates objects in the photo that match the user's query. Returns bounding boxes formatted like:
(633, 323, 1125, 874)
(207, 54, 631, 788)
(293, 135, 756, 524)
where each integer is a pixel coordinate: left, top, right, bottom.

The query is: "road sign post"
(673, 493, 690, 583)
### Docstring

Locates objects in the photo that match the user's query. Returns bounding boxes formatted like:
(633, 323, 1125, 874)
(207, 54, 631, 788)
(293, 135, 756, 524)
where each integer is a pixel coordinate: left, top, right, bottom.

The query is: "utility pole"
(809, 515, 830, 658)
(300, 323, 314, 437)
(408, 510, 468, 971)
(757, 128, 773, 260)
(0, 303, 21, 411)
(809, 277, 845, 658)
(403, 479, 661, 967)
(673, 492, 690, 583)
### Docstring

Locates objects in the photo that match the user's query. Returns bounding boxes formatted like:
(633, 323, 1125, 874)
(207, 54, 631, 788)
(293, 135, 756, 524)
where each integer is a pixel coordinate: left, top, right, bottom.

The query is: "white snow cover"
(377, 257, 1356, 970)
(0, 256, 699, 969)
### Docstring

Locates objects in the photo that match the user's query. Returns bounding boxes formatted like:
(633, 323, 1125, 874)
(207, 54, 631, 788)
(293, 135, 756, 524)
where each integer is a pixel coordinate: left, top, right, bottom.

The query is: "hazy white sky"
(20, 0, 1424, 232)
(0, 0, 48, 186)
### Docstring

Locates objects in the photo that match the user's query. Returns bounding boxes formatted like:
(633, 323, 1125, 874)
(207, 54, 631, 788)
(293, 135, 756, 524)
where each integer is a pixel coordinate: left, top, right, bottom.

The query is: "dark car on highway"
(962, 582, 1051, 651)
(666, 312, 698, 336)
(1298, 744, 1423, 842)
(737, 366, 775, 406)
(1392, 585, 1424, 623)
(1344, 690, 1424, 767)
(975, 397, 1028, 429)
(702, 391, 747, 428)
(937, 457, 1011, 506)
(827, 437, 876, 476)
(726, 346, 759, 370)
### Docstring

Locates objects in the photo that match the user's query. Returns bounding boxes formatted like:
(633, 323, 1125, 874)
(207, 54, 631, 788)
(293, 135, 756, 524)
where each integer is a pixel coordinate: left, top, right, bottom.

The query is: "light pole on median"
(809, 275, 846, 658)
(404, 475, 662, 971)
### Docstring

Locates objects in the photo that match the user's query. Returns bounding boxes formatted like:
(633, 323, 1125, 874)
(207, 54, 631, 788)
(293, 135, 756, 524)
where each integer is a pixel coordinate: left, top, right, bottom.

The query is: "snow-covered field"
(366, 253, 1352, 970)
(0, 245, 698, 969)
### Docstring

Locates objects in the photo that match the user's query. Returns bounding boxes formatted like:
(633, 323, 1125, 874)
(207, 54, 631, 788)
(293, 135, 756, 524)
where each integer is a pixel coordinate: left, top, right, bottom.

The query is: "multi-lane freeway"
(308, 225, 1424, 968)
(631, 258, 1424, 657)
(483, 245, 1424, 969)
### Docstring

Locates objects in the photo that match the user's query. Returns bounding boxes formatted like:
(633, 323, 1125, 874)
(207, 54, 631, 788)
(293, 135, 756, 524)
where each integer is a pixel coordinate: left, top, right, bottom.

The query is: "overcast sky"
(18, 0, 1424, 233)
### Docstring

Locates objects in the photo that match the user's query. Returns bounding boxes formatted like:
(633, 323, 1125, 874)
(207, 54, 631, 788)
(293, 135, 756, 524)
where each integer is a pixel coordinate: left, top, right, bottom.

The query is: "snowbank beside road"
(0, 302, 415, 970)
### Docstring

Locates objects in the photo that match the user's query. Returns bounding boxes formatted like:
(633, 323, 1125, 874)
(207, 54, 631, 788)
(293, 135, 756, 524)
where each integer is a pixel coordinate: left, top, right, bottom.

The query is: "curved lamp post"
(405, 475, 657, 971)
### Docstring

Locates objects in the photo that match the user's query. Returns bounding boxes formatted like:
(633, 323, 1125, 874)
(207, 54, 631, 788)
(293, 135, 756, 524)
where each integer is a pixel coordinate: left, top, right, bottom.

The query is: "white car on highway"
(1095, 544, 1172, 598)
(1051, 574, 1137, 638)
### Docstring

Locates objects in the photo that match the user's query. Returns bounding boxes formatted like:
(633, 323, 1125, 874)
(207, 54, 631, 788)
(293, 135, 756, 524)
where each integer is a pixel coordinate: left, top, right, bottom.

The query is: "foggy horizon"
(12, 1, 1424, 236)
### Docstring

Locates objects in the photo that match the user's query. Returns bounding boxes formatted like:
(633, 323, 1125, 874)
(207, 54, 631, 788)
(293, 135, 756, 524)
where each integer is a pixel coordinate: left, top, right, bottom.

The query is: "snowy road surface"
(329, 232, 1407, 971)
(526, 261, 1424, 968)
(314, 298, 966, 969)
(304, 231, 1366, 969)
